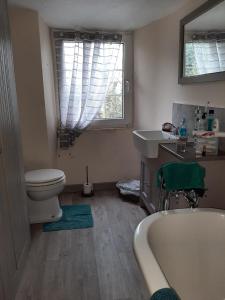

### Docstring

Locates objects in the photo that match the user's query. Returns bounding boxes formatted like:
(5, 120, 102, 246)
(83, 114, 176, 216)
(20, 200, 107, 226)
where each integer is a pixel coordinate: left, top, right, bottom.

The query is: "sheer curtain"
(54, 31, 122, 148)
(193, 40, 225, 75)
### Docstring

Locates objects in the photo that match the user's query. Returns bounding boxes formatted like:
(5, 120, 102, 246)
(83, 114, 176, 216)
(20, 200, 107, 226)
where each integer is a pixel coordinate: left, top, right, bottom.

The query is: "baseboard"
(63, 181, 117, 193)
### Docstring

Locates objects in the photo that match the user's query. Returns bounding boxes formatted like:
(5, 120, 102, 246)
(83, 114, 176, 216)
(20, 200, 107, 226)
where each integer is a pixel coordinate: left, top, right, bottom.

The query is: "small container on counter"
(195, 136, 219, 157)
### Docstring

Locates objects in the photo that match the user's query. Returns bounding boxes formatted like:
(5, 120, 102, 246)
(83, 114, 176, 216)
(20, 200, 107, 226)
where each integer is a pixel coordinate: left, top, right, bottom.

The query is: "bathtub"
(134, 209, 225, 300)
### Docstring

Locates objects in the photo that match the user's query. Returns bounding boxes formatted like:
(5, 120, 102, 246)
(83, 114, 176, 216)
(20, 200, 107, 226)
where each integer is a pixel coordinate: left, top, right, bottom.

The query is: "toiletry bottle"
(207, 109, 214, 131)
(212, 118, 220, 132)
(178, 118, 188, 152)
(202, 145, 206, 157)
(194, 106, 201, 131)
(203, 101, 210, 128)
(205, 101, 210, 115)
(179, 118, 187, 137)
(199, 112, 207, 131)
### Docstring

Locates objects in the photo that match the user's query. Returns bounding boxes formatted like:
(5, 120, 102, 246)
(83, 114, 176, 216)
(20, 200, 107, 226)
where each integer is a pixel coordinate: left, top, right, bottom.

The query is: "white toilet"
(25, 169, 66, 224)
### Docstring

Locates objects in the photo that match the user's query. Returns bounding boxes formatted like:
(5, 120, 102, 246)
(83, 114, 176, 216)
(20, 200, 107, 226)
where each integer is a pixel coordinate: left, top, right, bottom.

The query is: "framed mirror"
(179, 0, 225, 84)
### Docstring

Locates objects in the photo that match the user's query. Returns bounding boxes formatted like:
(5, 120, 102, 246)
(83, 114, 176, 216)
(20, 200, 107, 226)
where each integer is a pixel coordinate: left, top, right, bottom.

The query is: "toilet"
(25, 169, 66, 224)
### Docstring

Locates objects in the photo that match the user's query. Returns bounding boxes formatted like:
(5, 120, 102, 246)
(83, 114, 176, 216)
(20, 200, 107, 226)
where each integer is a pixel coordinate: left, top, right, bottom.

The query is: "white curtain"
(192, 40, 225, 75)
(59, 40, 121, 133)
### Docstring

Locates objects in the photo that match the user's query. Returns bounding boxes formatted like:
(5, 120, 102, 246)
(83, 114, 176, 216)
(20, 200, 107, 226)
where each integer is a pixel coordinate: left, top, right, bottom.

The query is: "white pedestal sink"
(133, 130, 178, 158)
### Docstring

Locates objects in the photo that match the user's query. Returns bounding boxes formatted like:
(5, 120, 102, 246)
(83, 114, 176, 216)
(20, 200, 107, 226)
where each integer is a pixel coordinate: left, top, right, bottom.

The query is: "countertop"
(160, 142, 225, 161)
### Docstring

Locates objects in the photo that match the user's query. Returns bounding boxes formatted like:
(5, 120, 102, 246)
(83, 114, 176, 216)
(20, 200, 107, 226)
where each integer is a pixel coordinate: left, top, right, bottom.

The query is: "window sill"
(87, 120, 133, 131)
(88, 118, 132, 131)
(87, 124, 132, 131)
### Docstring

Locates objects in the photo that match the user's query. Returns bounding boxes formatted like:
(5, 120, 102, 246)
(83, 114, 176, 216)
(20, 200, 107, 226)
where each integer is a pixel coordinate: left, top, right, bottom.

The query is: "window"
(54, 31, 133, 130)
(93, 34, 132, 128)
(95, 43, 124, 121)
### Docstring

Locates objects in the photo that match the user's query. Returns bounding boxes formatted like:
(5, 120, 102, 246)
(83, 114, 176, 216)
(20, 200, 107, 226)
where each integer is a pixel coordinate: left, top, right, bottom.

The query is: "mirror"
(179, 0, 225, 84)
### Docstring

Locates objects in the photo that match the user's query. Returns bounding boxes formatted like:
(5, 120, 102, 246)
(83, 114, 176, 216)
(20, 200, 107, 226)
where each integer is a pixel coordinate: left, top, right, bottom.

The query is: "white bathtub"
(134, 209, 225, 300)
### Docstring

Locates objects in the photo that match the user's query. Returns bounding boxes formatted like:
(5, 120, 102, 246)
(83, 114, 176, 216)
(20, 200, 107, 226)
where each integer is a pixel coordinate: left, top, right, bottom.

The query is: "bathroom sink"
(133, 130, 178, 158)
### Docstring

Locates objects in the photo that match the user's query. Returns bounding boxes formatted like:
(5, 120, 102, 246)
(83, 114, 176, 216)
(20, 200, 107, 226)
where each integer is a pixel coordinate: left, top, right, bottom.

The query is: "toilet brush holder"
(82, 166, 94, 197)
(82, 183, 94, 197)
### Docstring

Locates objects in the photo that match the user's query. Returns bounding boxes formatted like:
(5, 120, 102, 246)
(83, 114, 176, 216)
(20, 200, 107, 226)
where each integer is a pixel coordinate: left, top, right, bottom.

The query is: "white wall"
(57, 129, 140, 185)
(39, 17, 57, 167)
(134, 0, 225, 130)
(9, 7, 57, 170)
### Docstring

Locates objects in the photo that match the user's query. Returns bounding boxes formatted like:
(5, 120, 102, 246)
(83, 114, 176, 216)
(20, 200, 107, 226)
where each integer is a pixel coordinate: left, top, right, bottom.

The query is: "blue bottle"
(179, 118, 187, 138)
(177, 118, 187, 153)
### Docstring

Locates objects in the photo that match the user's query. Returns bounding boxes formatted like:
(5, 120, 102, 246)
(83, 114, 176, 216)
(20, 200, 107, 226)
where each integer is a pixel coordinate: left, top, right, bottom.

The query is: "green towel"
(151, 288, 181, 300)
(157, 162, 205, 192)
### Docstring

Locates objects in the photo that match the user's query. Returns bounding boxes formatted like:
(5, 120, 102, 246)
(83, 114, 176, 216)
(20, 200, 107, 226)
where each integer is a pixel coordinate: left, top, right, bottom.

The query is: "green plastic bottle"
(207, 109, 214, 131)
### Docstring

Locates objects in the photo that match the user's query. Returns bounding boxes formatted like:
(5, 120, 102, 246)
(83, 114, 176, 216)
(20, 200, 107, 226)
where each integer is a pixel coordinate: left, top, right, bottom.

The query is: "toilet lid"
(25, 169, 65, 184)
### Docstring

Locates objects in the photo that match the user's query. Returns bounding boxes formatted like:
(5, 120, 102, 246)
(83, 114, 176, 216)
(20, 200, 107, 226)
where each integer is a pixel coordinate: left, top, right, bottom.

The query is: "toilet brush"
(82, 166, 94, 197)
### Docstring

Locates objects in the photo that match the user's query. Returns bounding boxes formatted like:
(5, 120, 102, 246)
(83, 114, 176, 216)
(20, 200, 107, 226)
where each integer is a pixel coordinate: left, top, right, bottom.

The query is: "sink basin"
(133, 130, 178, 158)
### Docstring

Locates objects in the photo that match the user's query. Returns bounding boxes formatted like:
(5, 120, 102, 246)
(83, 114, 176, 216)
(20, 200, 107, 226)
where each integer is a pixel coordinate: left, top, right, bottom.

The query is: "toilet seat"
(25, 169, 65, 186)
(26, 177, 65, 192)
(26, 176, 65, 187)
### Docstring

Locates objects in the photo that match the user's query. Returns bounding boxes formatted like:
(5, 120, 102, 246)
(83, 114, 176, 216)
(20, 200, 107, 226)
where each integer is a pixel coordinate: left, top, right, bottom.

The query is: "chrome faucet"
(185, 190, 199, 208)
(161, 190, 200, 211)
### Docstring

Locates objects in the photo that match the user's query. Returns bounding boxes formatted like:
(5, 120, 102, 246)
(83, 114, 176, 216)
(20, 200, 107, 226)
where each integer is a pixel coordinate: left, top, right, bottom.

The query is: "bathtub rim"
(133, 208, 225, 296)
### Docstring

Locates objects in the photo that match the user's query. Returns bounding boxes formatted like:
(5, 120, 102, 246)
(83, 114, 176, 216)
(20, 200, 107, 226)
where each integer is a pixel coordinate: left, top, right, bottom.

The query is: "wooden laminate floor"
(16, 190, 149, 300)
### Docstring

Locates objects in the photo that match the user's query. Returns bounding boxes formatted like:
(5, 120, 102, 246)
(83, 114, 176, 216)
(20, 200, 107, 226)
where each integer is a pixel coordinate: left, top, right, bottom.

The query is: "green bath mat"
(43, 204, 93, 232)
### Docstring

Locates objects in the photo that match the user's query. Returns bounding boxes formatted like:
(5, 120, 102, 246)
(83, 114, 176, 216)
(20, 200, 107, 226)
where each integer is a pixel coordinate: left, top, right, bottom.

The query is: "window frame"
(52, 30, 133, 130)
(90, 32, 133, 129)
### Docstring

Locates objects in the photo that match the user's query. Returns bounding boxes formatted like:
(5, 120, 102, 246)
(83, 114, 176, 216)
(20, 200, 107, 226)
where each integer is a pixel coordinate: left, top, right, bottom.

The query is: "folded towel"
(157, 162, 205, 192)
(151, 288, 181, 300)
